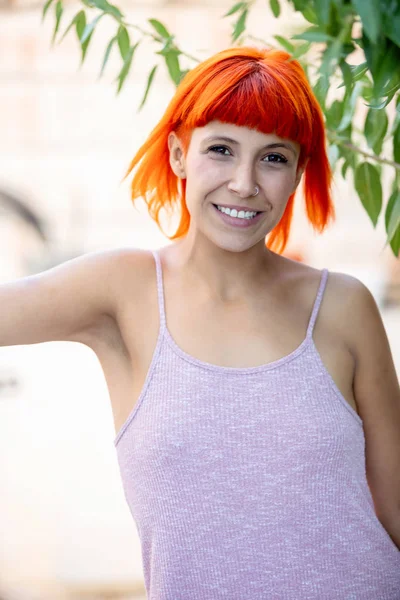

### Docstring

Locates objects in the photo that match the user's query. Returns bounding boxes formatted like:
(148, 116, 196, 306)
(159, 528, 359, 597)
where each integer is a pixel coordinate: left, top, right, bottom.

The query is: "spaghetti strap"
(306, 268, 329, 339)
(151, 249, 166, 330)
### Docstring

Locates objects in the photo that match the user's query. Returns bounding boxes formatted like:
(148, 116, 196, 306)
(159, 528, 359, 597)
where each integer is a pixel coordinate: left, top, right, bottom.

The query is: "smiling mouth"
(212, 204, 264, 213)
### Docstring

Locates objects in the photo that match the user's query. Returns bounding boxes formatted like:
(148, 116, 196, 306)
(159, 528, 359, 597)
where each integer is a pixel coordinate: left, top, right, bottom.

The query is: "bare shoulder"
(106, 246, 157, 308)
(91, 245, 155, 295)
(73, 245, 154, 317)
(320, 268, 381, 358)
(69, 246, 154, 350)
(282, 258, 375, 357)
(287, 258, 396, 376)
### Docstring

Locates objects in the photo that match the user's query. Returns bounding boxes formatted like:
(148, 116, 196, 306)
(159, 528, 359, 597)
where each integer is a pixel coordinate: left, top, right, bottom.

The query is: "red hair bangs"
(178, 53, 313, 163)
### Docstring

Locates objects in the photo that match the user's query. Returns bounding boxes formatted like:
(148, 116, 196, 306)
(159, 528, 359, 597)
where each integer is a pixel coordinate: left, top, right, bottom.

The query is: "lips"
(212, 203, 265, 228)
(212, 203, 263, 213)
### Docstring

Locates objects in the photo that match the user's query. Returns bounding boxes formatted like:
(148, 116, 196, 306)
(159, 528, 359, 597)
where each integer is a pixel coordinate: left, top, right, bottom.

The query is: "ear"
(292, 157, 309, 193)
(168, 132, 187, 179)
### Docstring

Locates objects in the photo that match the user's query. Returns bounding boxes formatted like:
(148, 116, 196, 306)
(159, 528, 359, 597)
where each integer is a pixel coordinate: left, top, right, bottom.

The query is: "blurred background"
(0, 0, 399, 598)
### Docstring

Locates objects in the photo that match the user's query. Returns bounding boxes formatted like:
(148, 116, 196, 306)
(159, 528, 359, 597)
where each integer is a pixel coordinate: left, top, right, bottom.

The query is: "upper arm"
(0, 248, 127, 348)
(344, 274, 400, 521)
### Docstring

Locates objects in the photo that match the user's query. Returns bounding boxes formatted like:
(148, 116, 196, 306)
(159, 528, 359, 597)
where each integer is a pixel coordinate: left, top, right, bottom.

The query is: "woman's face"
(168, 120, 304, 252)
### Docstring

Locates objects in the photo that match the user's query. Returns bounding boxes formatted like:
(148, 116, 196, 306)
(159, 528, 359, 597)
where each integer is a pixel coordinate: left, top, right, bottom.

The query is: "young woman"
(1, 46, 399, 598)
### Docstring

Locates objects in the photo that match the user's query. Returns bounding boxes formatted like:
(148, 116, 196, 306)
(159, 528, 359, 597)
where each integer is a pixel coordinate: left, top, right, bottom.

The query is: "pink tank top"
(115, 249, 400, 599)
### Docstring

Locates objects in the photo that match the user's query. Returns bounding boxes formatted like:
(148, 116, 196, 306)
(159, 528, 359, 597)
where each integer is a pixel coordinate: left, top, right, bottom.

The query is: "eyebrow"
(203, 136, 298, 157)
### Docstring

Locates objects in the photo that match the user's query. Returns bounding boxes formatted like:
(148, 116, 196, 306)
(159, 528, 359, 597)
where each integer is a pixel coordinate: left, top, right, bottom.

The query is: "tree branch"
(126, 23, 200, 63)
(328, 132, 400, 170)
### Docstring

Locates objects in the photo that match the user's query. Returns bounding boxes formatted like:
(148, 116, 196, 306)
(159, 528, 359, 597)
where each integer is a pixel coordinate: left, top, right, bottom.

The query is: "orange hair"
(122, 46, 335, 254)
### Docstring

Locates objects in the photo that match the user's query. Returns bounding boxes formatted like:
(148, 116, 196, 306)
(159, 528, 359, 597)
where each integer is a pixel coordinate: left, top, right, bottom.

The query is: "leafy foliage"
(42, 0, 400, 256)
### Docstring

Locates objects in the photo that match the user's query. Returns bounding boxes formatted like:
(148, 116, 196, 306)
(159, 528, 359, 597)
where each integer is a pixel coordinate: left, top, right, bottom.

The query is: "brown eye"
(263, 153, 288, 163)
(208, 145, 231, 156)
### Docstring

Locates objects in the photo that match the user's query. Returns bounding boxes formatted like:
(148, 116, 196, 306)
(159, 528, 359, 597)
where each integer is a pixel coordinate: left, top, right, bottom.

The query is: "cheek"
(187, 155, 228, 188)
(265, 169, 297, 197)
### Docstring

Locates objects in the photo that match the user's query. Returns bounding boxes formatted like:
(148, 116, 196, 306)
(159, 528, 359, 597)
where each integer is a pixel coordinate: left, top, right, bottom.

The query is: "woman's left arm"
(349, 277, 400, 549)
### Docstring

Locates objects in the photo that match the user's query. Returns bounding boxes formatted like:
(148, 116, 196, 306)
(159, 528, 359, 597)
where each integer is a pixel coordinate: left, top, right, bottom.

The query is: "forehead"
(191, 120, 299, 150)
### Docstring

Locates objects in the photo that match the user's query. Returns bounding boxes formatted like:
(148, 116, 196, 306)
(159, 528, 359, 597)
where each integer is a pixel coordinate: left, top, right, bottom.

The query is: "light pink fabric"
(115, 249, 400, 599)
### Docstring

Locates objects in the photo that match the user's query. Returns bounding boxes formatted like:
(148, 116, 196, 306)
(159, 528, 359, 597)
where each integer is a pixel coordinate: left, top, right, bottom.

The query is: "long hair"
(122, 46, 335, 254)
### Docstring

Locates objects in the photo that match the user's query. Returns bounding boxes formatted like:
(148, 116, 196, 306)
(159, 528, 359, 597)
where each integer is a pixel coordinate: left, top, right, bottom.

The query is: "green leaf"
(164, 50, 181, 86)
(59, 11, 81, 43)
(313, 74, 330, 109)
(351, 0, 381, 44)
(314, 0, 331, 26)
(366, 92, 398, 110)
(232, 8, 248, 41)
(117, 25, 130, 60)
(354, 162, 382, 227)
(80, 13, 103, 45)
(385, 186, 400, 256)
(302, 4, 318, 25)
(383, 11, 400, 46)
(387, 84, 400, 104)
(148, 18, 171, 40)
(342, 41, 356, 57)
(386, 191, 400, 243)
(326, 100, 344, 130)
(75, 10, 86, 40)
(360, 30, 376, 76)
(292, 27, 334, 43)
(341, 159, 351, 178)
(223, 1, 247, 17)
(364, 108, 388, 156)
(389, 229, 400, 256)
(80, 29, 94, 65)
(319, 37, 343, 79)
(138, 65, 158, 111)
(42, 0, 55, 23)
(332, 121, 352, 141)
(291, 0, 308, 9)
(99, 34, 117, 78)
(74, 5, 91, 65)
(51, 0, 63, 45)
(273, 35, 295, 53)
(392, 101, 400, 135)
(394, 123, 400, 164)
(270, 0, 280, 18)
(291, 41, 311, 59)
(361, 81, 374, 104)
(337, 139, 357, 171)
(349, 61, 369, 83)
(328, 144, 339, 170)
(86, 0, 123, 20)
(373, 43, 400, 95)
(116, 41, 139, 94)
(337, 81, 362, 132)
(338, 59, 352, 96)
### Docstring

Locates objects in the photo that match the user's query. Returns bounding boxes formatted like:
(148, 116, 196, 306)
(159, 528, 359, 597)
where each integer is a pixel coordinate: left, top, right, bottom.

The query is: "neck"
(165, 235, 279, 303)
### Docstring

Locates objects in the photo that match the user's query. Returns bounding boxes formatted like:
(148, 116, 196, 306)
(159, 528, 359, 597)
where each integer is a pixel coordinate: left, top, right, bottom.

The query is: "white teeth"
(216, 205, 258, 219)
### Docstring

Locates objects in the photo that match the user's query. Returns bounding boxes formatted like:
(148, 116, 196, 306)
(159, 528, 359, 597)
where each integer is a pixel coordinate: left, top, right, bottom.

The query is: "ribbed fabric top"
(115, 249, 400, 600)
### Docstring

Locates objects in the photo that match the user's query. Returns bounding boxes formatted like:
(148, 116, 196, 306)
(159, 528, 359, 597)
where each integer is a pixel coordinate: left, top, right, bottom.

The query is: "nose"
(227, 163, 257, 198)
